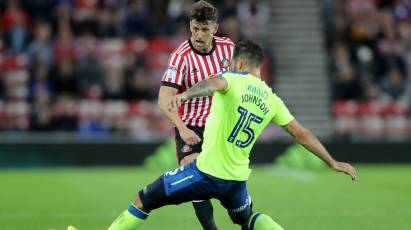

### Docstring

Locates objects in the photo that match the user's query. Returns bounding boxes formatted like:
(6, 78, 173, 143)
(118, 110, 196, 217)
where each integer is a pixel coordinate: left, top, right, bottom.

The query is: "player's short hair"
(233, 40, 264, 67)
(190, 0, 218, 23)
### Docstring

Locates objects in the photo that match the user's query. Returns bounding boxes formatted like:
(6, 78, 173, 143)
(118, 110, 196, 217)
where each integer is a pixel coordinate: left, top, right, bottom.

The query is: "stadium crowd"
(0, 0, 271, 140)
(329, 0, 411, 140)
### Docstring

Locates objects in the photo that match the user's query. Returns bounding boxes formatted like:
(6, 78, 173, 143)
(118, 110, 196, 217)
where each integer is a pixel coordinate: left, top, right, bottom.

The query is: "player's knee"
(137, 177, 168, 213)
(228, 208, 252, 226)
(132, 195, 144, 210)
(232, 215, 250, 226)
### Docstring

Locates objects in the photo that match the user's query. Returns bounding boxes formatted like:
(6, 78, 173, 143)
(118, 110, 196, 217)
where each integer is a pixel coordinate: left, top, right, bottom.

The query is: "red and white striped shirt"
(162, 36, 234, 127)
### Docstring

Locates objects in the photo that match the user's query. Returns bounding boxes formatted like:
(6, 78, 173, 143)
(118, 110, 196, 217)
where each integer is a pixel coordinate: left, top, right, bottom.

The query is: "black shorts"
(174, 125, 204, 163)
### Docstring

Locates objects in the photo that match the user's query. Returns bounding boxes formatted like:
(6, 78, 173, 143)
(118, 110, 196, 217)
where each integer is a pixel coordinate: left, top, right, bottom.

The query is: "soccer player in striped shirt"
(93, 40, 356, 230)
(157, 1, 234, 229)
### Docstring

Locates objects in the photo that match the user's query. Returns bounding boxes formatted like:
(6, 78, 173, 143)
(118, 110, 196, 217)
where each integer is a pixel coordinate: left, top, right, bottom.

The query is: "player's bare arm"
(168, 75, 228, 112)
(283, 119, 357, 181)
(158, 86, 201, 146)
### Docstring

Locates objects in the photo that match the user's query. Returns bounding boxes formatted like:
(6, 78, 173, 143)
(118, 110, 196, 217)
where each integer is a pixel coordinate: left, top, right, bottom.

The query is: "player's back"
(196, 71, 294, 181)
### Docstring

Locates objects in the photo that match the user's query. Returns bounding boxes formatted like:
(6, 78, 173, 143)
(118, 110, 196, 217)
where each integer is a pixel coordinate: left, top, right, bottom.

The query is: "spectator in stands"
(219, 15, 242, 42)
(149, 0, 172, 35)
(376, 32, 406, 81)
(28, 63, 53, 101)
(332, 41, 352, 71)
(77, 101, 108, 135)
(76, 34, 104, 97)
(0, 75, 4, 100)
(54, 23, 75, 62)
(51, 0, 75, 35)
(31, 105, 53, 131)
(30, 88, 53, 131)
(333, 65, 363, 100)
(103, 66, 125, 100)
(6, 101, 30, 131)
(237, 0, 270, 42)
(1, 0, 29, 53)
(381, 67, 406, 100)
(52, 95, 78, 131)
(125, 68, 155, 101)
(331, 0, 350, 44)
(98, 7, 121, 38)
(123, 0, 153, 37)
(166, 0, 192, 27)
(393, 0, 411, 21)
(50, 57, 78, 96)
(26, 21, 53, 67)
(219, 0, 238, 20)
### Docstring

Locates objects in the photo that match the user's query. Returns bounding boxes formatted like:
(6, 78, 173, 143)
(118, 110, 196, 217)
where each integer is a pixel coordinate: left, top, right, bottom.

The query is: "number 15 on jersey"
(227, 106, 263, 148)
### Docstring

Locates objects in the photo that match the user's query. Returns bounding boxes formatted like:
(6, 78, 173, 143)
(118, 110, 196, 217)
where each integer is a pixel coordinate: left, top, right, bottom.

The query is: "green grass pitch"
(1, 165, 410, 230)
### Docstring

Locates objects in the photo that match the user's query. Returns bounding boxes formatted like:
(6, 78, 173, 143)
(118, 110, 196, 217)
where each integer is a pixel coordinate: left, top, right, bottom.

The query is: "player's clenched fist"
(178, 126, 201, 145)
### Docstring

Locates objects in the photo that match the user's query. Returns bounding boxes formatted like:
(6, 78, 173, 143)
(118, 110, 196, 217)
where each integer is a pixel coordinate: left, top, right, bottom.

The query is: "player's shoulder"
(268, 86, 283, 103)
(170, 40, 191, 58)
(214, 36, 235, 47)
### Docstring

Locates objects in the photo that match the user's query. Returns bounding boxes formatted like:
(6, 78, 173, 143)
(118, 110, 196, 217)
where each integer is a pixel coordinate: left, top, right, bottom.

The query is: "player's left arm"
(167, 74, 227, 112)
(283, 119, 357, 181)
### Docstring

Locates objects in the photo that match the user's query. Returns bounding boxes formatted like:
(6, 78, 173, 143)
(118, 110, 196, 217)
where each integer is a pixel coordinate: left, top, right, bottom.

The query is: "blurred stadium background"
(0, 0, 410, 230)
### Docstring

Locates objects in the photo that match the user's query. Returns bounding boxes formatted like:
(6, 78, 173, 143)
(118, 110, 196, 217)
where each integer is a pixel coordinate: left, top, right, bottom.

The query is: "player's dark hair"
(233, 40, 264, 67)
(190, 0, 218, 23)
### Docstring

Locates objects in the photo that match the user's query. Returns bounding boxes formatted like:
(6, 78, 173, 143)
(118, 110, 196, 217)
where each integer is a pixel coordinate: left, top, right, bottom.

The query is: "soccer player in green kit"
(68, 41, 357, 230)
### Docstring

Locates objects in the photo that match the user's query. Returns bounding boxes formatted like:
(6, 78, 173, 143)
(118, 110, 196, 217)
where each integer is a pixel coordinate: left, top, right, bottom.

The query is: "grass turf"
(0, 165, 410, 230)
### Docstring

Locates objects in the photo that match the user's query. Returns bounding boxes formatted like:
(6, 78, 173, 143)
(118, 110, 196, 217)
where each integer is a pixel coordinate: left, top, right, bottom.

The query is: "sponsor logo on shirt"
(167, 65, 177, 78)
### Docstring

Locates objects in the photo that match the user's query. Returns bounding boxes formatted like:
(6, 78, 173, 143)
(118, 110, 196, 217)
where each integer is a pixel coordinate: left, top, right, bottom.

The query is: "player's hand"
(178, 126, 201, 145)
(331, 161, 357, 181)
(167, 94, 186, 113)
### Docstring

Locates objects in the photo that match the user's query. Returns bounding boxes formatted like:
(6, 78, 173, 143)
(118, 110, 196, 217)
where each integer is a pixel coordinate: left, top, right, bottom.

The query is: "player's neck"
(190, 37, 214, 54)
(242, 67, 261, 79)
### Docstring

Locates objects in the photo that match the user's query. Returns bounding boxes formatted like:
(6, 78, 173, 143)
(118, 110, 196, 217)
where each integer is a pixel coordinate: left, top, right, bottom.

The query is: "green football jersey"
(196, 71, 294, 181)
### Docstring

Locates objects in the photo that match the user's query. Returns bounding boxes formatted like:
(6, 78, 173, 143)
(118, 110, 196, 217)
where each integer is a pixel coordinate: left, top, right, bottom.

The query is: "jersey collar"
(225, 70, 249, 75)
(188, 37, 216, 56)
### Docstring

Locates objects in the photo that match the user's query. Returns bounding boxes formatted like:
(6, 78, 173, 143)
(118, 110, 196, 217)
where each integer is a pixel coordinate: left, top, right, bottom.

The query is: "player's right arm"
(158, 86, 200, 145)
(283, 119, 357, 181)
(159, 52, 201, 146)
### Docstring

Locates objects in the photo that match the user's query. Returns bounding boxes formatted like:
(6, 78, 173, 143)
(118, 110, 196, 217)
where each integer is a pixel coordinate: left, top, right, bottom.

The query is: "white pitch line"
(265, 165, 319, 182)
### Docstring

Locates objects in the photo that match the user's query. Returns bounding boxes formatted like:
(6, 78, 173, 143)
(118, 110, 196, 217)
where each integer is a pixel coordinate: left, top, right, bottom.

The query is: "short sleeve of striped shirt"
(162, 53, 186, 89)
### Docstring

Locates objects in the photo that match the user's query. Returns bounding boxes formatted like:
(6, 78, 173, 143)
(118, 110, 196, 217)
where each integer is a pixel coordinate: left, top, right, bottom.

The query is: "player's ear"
(213, 23, 219, 34)
(238, 58, 245, 71)
(189, 20, 194, 32)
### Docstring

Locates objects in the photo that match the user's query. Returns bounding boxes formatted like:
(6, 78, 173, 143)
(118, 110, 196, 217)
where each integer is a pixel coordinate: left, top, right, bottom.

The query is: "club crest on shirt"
(181, 145, 192, 153)
(221, 58, 230, 71)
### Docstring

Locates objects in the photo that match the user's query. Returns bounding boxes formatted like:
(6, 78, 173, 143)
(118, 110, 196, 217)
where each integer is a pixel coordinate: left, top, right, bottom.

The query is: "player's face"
(190, 20, 218, 53)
